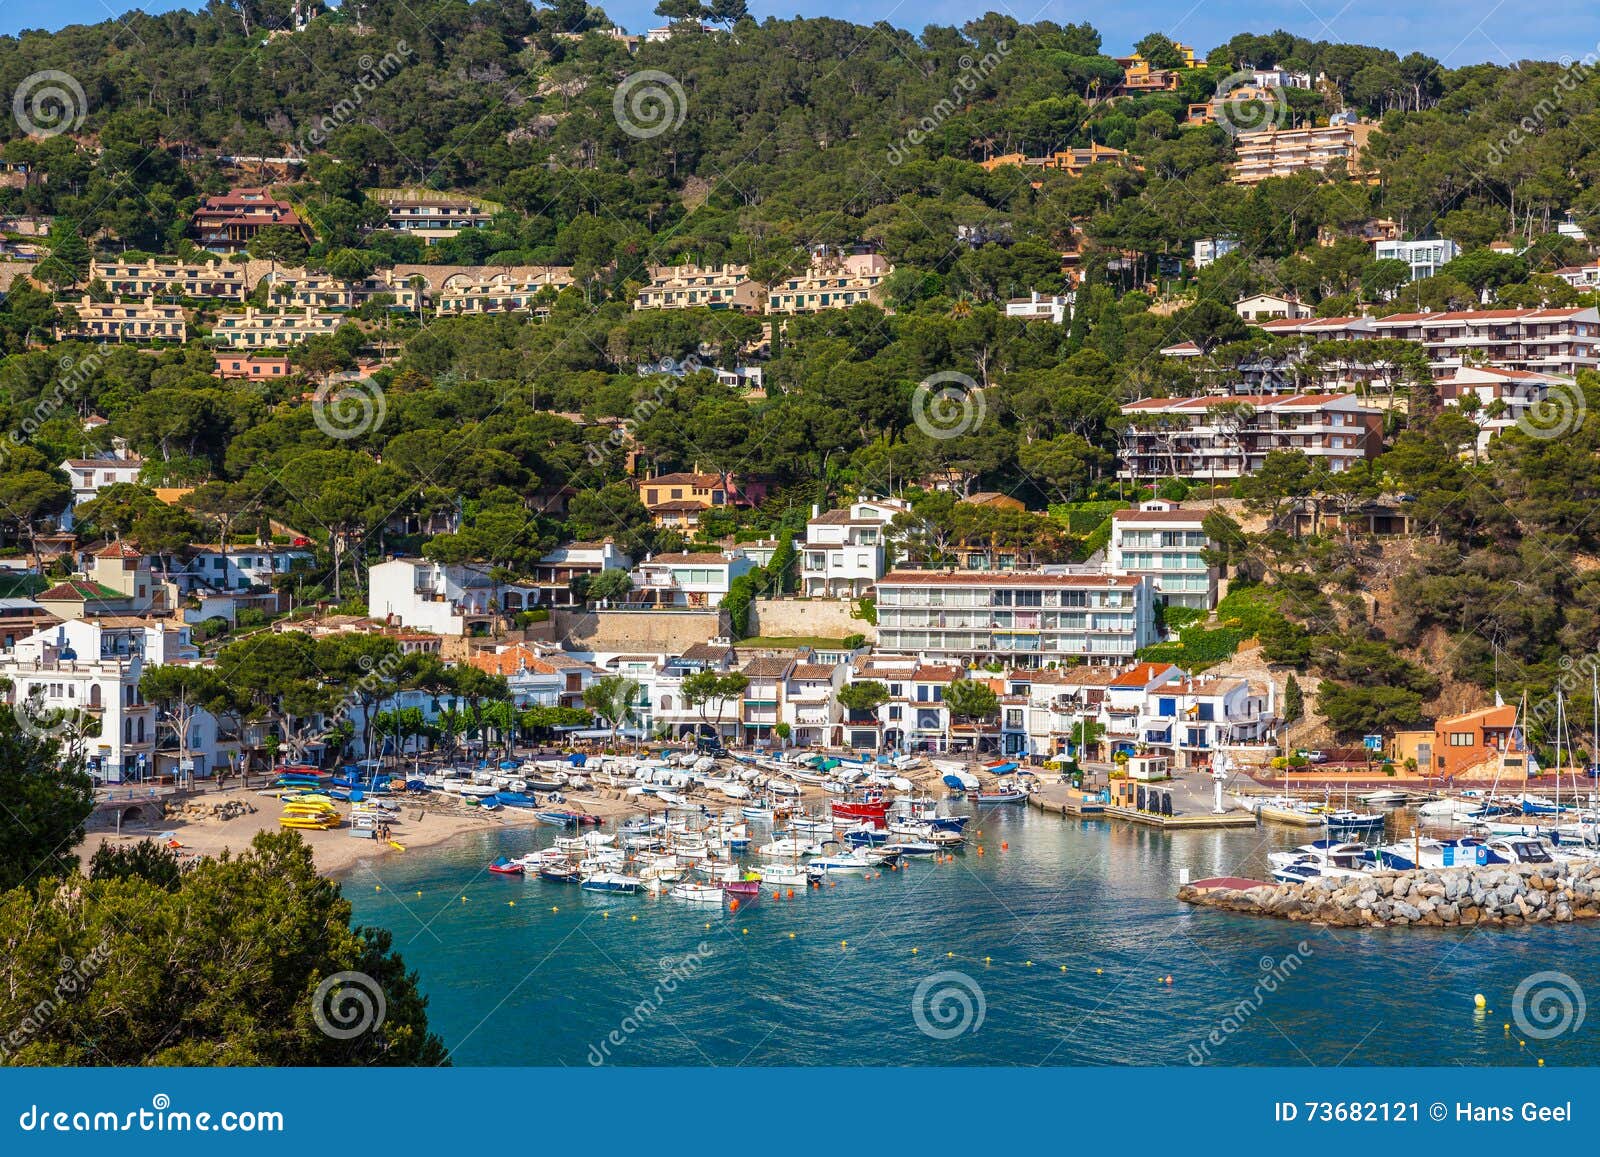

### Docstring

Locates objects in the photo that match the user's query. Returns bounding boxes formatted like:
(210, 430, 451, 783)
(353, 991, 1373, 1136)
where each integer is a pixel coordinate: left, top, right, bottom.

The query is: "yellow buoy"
(630, 915, 638, 922)
(789, 932, 796, 939)
(508, 901, 515, 907)
(1060, 965, 1067, 972)
(841, 940, 848, 948)
(374, 885, 381, 891)
(1096, 968, 1103, 974)
(601, 911, 608, 918)
(551, 906, 559, 913)
(1538, 1058, 1545, 1066)
(912, 947, 919, 955)
(742, 928, 749, 935)
(1025, 961, 1033, 967)
(1474, 993, 1487, 1009)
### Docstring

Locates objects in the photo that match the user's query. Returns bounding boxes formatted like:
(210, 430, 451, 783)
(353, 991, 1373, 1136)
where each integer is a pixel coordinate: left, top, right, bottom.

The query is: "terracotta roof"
(808, 509, 854, 525)
(1017, 667, 1122, 687)
(912, 665, 963, 682)
(648, 552, 736, 565)
(1372, 307, 1588, 324)
(1113, 507, 1208, 524)
(741, 656, 795, 678)
(651, 500, 709, 513)
(94, 542, 143, 559)
(679, 642, 734, 662)
(1110, 662, 1180, 688)
(465, 645, 569, 677)
(1437, 704, 1519, 729)
(790, 663, 837, 681)
(38, 579, 124, 601)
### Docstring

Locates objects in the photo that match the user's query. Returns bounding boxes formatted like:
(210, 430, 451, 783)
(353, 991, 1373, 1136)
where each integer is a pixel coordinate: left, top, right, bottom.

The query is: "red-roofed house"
(192, 188, 311, 253)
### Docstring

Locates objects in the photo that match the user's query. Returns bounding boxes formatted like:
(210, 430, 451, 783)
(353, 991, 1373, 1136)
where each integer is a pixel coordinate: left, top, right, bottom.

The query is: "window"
(1449, 732, 1475, 747)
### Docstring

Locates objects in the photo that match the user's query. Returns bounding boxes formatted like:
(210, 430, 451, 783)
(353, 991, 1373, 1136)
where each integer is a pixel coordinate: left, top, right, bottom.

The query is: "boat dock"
(1029, 782, 1257, 829)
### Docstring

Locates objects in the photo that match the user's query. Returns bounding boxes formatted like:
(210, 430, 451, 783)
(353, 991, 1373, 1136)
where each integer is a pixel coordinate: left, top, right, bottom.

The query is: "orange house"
(1432, 705, 1520, 780)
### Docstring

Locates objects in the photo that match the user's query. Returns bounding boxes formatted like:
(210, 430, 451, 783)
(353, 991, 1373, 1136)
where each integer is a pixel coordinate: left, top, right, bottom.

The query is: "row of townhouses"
(633, 254, 893, 315)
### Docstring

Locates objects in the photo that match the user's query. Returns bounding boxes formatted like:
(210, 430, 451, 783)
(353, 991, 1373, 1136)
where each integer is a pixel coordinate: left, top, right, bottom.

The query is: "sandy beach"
(80, 782, 665, 876)
(78, 758, 975, 876)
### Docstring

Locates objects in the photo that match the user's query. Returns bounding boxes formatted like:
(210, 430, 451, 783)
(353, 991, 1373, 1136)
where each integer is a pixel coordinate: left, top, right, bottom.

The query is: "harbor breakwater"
(1179, 862, 1600, 928)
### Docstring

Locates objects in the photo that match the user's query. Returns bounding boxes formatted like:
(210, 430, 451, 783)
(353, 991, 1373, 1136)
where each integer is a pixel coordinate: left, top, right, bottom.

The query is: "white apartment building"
(376, 193, 494, 241)
(628, 551, 756, 609)
(1235, 292, 1312, 321)
(55, 297, 187, 343)
(800, 497, 909, 598)
(874, 572, 1157, 668)
(1118, 394, 1382, 479)
(1368, 307, 1600, 379)
(369, 558, 541, 636)
(1374, 238, 1460, 282)
(90, 258, 247, 300)
(210, 307, 345, 350)
(465, 644, 595, 709)
(530, 540, 634, 607)
(1108, 500, 1218, 610)
(0, 616, 231, 782)
(766, 253, 891, 315)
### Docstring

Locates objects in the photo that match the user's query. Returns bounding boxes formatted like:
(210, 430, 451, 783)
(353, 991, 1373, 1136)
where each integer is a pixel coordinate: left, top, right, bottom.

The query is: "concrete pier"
(1029, 780, 1257, 830)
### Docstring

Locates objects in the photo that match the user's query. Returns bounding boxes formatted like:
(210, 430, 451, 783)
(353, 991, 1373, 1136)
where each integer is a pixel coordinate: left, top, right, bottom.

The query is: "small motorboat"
(1324, 810, 1385, 833)
(536, 810, 579, 828)
(581, 871, 643, 893)
(1361, 789, 1410, 806)
(755, 864, 809, 887)
(487, 856, 524, 876)
(669, 881, 725, 905)
(538, 864, 582, 883)
(882, 839, 938, 857)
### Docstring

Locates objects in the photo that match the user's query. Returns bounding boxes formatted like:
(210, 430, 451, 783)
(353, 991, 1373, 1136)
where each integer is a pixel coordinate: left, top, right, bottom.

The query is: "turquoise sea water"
(344, 804, 1600, 1066)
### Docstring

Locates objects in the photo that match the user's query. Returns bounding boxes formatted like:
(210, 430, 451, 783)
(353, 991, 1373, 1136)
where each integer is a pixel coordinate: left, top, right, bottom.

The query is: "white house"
(1004, 292, 1074, 324)
(1236, 293, 1312, 322)
(1374, 238, 1460, 283)
(842, 654, 962, 753)
(172, 544, 314, 594)
(1193, 237, 1239, 268)
(800, 497, 909, 598)
(59, 447, 144, 527)
(628, 551, 755, 609)
(0, 616, 234, 782)
(369, 558, 541, 636)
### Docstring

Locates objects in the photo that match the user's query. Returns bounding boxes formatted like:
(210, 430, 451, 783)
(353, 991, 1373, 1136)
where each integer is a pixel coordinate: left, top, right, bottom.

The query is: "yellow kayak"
(387, 840, 406, 851)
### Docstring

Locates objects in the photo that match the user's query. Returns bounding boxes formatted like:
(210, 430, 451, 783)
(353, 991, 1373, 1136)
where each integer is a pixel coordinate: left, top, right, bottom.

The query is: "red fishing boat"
(831, 790, 890, 825)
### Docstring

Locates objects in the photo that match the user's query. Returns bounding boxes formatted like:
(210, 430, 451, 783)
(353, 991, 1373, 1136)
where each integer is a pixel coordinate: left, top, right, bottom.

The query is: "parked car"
(1296, 749, 1328, 763)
